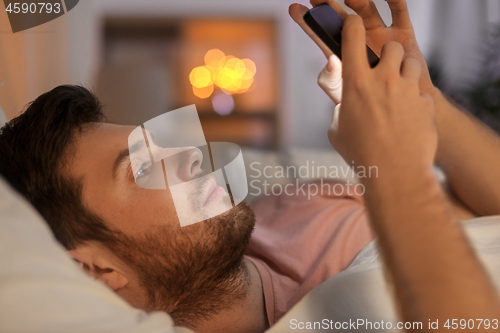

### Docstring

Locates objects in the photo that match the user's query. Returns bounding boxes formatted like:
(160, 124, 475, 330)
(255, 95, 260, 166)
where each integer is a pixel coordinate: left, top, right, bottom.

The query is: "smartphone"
(303, 4, 379, 68)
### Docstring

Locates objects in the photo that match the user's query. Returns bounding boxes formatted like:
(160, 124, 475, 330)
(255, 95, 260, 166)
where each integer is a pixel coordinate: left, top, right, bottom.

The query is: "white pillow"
(0, 176, 193, 333)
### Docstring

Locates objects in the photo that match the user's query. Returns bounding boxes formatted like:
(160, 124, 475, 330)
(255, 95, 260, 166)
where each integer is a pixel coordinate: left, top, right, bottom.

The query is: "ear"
(69, 243, 129, 291)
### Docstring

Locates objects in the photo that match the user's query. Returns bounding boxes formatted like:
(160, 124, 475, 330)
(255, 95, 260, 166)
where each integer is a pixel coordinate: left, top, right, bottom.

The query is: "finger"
(289, 3, 333, 58)
(378, 41, 404, 73)
(318, 54, 343, 104)
(400, 57, 421, 83)
(385, 0, 413, 29)
(331, 103, 341, 133)
(341, 15, 370, 77)
(344, 0, 386, 30)
(310, 0, 348, 18)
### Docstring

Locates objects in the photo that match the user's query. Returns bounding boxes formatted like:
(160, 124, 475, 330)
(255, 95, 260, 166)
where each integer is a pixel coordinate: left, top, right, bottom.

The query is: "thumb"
(327, 103, 342, 151)
(331, 103, 341, 133)
(318, 54, 343, 104)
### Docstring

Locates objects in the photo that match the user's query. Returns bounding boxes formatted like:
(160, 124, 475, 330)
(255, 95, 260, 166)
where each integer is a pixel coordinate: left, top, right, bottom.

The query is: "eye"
(135, 162, 152, 180)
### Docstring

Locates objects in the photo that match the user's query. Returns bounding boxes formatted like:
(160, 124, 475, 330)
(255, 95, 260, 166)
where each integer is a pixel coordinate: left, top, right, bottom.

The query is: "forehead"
(82, 123, 136, 145)
(70, 123, 135, 169)
(66, 122, 137, 183)
(66, 123, 135, 191)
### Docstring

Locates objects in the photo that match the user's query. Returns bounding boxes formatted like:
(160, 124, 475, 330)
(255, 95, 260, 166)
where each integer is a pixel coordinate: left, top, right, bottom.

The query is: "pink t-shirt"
(245, 180, 374, 325)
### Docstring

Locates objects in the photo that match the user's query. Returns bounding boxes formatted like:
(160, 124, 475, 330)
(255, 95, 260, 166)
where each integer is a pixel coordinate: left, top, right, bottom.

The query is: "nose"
(178, 147, 203, 181)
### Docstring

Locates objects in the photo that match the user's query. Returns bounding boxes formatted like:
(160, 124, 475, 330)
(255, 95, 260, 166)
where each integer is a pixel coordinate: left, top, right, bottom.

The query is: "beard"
(107, 201, 256, 327)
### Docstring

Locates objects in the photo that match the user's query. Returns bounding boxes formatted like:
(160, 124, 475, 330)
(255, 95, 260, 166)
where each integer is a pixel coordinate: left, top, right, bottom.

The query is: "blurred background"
(1, 0, 500, 149)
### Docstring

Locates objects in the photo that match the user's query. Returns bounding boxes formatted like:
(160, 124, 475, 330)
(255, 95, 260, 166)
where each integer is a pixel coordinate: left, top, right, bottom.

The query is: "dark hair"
(0, 85, 116, 249)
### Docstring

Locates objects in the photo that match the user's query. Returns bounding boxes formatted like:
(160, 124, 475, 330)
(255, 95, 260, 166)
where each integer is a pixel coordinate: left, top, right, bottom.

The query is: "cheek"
(135, 188, 179, 227)
(106, 188, 180, 234)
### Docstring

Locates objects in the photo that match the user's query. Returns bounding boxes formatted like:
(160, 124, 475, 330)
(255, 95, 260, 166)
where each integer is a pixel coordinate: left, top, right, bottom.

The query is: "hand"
(331, 15, 436, 171)
(289, 0, 435, 97)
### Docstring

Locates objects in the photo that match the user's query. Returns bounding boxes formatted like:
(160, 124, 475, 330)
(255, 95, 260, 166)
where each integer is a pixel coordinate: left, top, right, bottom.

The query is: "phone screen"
(304, 4, 379, 68)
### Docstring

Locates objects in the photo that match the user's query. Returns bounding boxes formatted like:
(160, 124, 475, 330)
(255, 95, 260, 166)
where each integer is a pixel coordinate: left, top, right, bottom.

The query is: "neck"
(193, 257, 269, 333)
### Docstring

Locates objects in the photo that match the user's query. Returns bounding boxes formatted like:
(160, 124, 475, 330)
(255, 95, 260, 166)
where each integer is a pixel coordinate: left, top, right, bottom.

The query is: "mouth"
(203, 178, 227, 207)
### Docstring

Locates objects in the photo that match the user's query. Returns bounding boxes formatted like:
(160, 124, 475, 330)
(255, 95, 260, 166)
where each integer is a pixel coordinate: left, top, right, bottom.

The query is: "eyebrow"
(113, 140, 146, 180)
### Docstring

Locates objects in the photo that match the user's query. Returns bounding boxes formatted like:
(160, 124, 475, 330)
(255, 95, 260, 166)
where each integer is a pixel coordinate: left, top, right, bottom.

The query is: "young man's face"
(67, 123, 255, 317)
(71, 123, 232, 233)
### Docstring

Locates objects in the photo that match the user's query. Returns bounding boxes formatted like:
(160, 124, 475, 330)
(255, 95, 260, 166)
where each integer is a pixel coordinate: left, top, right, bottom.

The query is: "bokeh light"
(189, 66, 213, 88)
(189, 48, 256, 99)
(192, 84, 214, 99)
(204, 48, 226, 70)
(212, 91, 235, 116)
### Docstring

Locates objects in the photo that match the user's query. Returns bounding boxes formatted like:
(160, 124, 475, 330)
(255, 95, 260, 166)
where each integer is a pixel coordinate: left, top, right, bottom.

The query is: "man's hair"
(0, 85, 115, 249)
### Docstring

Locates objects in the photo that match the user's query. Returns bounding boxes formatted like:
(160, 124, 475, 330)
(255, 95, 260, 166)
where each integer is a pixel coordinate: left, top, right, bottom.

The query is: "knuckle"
(345, 14, 363, 23)
(345, 0, 365, 11)
(404, 58, 422, 75)
(382, 72, 400, 91)
(349, 23, 366, 38)
(405, 57, 421, 68)
(384, 41, 404, 54)
(343, 15, 364, 34)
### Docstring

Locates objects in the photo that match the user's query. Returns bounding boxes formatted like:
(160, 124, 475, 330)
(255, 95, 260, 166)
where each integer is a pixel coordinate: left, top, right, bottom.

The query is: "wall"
(0, 7, 68, 119)
(66, 0, 496, 149)
(1, 0, 498, 148)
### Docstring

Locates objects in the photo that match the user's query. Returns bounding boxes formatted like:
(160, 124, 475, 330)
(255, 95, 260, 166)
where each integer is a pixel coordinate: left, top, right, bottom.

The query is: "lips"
(203, 178, 226, 207)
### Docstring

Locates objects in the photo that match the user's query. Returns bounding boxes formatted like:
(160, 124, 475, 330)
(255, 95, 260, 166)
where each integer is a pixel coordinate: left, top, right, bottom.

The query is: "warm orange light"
(239, 77, 254, 90)
(190, 49, 256, 98)
(242, 58, 256, 74)
(189, 66, 213, 88)
(224, 58, 246, 78)
(192, 84, 214, 99)
(204, 49, 226, 70)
